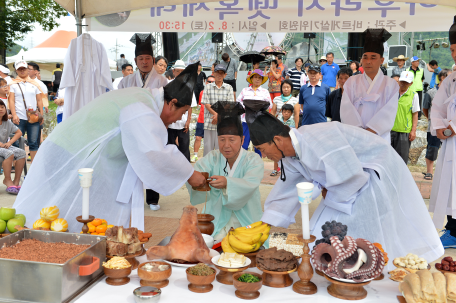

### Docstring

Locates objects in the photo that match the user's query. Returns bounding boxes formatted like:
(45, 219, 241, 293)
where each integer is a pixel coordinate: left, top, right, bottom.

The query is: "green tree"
(0, 0, 68, 50)
(6, 43, 27, 56)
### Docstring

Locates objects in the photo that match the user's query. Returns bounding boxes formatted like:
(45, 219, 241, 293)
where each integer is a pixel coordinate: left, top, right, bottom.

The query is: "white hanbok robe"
(13, 88, 194, 232)
(340, 69, 399, 142)
(118, 68, 168, 91)
(61, 33, 113, 120)
(429, 71, 456, 228)
(262, 123, 443, 269)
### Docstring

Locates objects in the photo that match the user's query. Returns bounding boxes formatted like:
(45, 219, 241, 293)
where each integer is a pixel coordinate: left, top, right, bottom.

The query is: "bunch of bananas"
(222, 221, 271, 254)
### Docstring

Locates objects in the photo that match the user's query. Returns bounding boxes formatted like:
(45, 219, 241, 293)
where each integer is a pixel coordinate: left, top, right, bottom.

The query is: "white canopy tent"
(55, 0, 456, 18)
(5, 30, 117, 81)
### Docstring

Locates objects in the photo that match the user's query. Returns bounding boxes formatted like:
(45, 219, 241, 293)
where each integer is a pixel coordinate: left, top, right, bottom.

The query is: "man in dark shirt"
(52, 63, 63, 94)
(298, 64, 331, 126)
(326, 68, 353, 122)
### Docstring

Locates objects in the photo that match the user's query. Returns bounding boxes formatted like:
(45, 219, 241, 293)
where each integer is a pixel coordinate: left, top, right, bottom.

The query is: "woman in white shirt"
(269, 79, 299, 176)
(8, 60, 43, 163)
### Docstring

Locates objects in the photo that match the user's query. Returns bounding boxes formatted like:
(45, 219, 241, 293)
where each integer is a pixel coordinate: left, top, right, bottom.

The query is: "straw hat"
(247, 69, 268, 85)
(393, 55, 409, 62)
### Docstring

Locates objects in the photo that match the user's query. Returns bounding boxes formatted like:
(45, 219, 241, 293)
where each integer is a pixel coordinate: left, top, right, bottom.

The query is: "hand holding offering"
(209, 175, 227, 189)
(188, 171, 207, 189)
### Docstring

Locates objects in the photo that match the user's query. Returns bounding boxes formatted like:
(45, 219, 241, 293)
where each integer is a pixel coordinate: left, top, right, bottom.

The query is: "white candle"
(78, 168, 94, 220)
(82, 187, 90, 220)
(296, 182, 314, 240)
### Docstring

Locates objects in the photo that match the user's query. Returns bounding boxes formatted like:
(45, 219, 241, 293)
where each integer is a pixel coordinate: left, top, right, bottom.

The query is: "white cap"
(319, 56, 327, 61)
(399, 71, 414, 83)
(173, 60, 187, 70)
(14, 60, 27, 69)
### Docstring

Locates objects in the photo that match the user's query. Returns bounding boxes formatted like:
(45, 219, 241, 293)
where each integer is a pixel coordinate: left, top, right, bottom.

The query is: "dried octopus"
(311, 236, 384, 282)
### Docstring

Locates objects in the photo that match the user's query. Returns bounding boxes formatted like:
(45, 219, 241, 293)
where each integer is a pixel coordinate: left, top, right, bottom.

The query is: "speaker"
(388, 45, 407, 67)
(304, 33, 316, 39)
(163, 32, 180, 63)
(212, 33, 223, 43)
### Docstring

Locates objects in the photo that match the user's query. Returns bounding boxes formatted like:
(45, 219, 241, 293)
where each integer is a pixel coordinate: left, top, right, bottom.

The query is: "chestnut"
(444, 265, 450, 271)
(436, 263, 443, 270)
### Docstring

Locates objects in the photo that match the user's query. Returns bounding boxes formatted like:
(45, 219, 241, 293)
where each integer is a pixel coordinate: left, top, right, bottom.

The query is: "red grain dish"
(0, 239, 90, 264)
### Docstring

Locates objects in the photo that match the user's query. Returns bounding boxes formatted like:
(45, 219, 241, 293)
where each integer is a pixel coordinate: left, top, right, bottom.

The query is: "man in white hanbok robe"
(61, 33, 113, 120)
(244, 100, 443, 270)
(340, 28, 399, 142)
(13, 64, 206, 232)
(429, 15, 456, 247)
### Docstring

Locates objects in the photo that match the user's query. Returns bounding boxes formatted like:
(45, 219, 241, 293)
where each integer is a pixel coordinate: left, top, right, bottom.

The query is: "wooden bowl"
(242, 249, 260, 268)
(233, 272, 263, 300)
(436, 267, 456, 275)
(197, 214, 215, 235)
(139, 238, 150, 256)
(213, 263, 250, 285)
(257, 265, 297, 288)
(138, 261, 172, 288)
(107, 247, 144, 270)
(186, 267, 216, 293)
(324, 274, 371, 300)
(103, 266, 132, 286)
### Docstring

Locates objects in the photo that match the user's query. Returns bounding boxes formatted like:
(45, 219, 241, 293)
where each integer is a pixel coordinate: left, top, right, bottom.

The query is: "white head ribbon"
(0, 65, 10, 75)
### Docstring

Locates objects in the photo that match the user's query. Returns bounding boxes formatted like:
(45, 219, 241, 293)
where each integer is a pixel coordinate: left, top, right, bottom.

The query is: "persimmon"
(91, 219, 102, 226)
(96, 225, 107, 233)
(87, 224, 96, 233)
(98, 233, 105, 236)
(91, 232, 99, 235)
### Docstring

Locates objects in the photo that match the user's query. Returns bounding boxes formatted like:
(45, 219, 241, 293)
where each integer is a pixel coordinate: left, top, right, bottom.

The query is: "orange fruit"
(107, 224, 114, 229)
(96, 225, 107, 233)
(91, 232, 98, 235)
(101, 219, 108, 225)
(91, 219, 102, 227)
(98, 233, 105, 236)
(88, 224, 96, 233)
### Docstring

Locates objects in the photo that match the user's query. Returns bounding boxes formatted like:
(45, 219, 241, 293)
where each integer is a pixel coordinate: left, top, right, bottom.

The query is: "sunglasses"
(207, 80, 214, 83)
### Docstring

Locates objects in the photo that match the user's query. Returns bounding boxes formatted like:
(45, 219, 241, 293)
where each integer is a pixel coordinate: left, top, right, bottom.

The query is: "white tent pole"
(75, 0, 83, 37)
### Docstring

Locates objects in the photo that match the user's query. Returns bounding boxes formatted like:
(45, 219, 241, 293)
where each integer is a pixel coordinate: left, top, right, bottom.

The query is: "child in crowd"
(0, 100, 26, 194)
(279, 104, 295, 127)
(0, 78, 8, 107)
(271, 104, 295, 177)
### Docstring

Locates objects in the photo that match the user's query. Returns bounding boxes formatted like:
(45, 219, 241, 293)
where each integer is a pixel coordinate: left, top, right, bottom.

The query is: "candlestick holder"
(76, 215, 95, 234)
(292, 234, 317, 295)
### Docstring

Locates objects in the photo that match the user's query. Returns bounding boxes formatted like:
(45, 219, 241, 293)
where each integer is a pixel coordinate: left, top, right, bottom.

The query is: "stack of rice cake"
(269, 232, 303, 257)
(218, 252, 246, 267)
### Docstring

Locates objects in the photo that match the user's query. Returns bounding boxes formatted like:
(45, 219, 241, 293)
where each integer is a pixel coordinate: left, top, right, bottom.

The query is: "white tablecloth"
(76, 255, 401, 302)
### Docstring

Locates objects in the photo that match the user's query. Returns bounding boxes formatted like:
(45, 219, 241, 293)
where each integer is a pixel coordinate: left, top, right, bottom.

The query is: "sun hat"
(247, 69, 268, 85)
(399, 71, 414, 83)
(173, 60, 187, 70)
(393, 55, 409, 62)
(14, 60, 27, 69)
(307, 64, 321, 73)
(410, 56, 420, 62)
(214, 64, 227, 73)
(319, 56, 327, 62)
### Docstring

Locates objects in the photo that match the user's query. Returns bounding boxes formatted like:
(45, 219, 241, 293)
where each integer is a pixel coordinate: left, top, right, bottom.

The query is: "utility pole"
(109, 39, 125, 61)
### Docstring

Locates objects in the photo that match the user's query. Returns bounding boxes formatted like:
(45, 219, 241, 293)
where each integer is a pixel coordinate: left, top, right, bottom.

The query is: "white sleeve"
(365, 84, 399, 137)
(412, 93, 420, 113)
(430, 77, 452, 134)
(120, 105, 194, 195)
(340, 79, 364, 128)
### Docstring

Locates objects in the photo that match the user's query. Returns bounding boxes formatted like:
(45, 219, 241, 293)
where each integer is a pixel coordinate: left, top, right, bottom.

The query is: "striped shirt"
(201, 82, 234, 130)
(286, 68, 305, 90)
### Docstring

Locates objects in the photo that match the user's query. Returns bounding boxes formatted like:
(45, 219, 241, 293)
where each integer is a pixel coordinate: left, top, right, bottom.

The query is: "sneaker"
(191, 155, 198, 163)
(149, 204, 160, 211)
(440, 229, 456, 248)
(27, 156, 31, 161)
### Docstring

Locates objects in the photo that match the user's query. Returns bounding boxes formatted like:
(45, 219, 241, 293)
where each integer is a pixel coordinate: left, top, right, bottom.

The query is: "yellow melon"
(33, 219, 51, 229)
(40, 206, 60, 222)
(51, 218, 68, 232)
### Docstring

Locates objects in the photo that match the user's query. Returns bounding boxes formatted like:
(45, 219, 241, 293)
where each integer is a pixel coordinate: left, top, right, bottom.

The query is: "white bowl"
(202, 234, 214, 249)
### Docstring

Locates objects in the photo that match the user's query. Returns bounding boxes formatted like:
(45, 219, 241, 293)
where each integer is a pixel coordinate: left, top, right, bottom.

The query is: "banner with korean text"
(88, 0, 456, 33)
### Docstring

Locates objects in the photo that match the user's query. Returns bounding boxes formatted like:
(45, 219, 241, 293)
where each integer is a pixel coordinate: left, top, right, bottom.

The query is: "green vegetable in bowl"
(238, 273, 261, 283)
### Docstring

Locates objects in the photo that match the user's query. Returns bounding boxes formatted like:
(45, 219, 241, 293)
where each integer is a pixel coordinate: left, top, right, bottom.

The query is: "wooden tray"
(324, 274, 371, 300)
(397, 295, 406, 303)
(213, 263, 250, 285)
(393, 263, 431, 273)
(139, 238, 149, 256)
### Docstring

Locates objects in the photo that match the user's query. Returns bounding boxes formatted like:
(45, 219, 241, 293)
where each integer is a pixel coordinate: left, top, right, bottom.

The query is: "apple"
(0, 207, 15, 221)
(7, 218, 24, 233)
(14, 214, 26, 225)
(0, 219, 6, 233)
